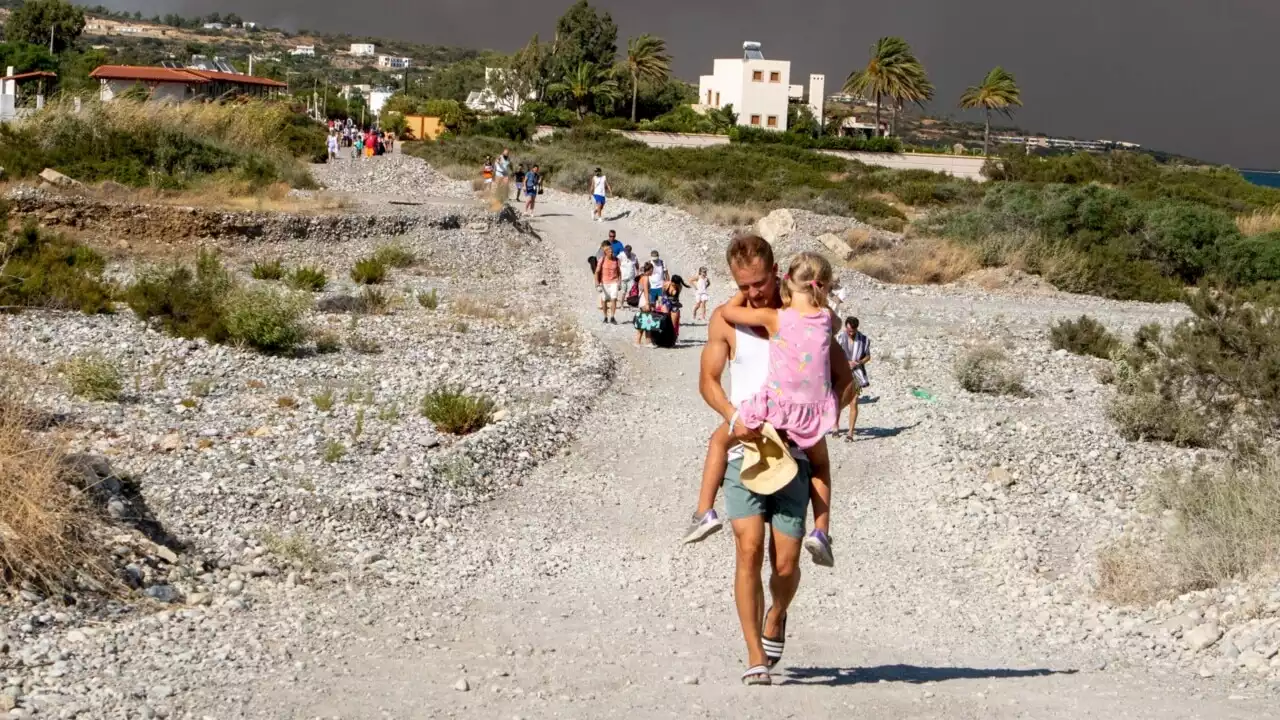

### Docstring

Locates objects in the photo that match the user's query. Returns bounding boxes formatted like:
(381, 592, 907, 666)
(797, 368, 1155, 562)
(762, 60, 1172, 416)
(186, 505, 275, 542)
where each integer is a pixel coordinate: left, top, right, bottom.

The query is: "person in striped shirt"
(836, 317, 871, 437)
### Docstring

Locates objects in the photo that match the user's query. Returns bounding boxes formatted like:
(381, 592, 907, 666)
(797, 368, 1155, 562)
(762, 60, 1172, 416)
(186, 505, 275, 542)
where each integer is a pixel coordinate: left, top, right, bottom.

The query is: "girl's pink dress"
(737, 308, 838, 449)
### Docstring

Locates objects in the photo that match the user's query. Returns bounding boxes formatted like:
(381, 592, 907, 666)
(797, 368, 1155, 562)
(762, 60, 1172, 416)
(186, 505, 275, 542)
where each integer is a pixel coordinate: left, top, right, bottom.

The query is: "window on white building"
(715, 92, 720, 106)
(769, 72, 780, 83)
(767, 115, 778, 128)
(750, 115, 761, 126)
(751, 71, 763, 82)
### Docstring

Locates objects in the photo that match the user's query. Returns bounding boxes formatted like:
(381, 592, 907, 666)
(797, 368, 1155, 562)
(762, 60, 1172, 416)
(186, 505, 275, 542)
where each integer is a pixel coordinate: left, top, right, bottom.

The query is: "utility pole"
(48, 23, 55, 53)
(248, 54, 254, 76)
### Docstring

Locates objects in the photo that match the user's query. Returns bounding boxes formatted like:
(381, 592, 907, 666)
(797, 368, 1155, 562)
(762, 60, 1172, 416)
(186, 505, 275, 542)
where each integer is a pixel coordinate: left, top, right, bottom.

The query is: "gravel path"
(220, 184, 1273, 718)
(6, 155, 1276, 718)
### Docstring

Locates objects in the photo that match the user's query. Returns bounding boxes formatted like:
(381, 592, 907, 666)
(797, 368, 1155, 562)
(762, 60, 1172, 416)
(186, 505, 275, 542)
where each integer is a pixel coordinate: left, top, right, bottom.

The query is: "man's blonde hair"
(781, 251, 835, 309)
(726, 234, 775, 270)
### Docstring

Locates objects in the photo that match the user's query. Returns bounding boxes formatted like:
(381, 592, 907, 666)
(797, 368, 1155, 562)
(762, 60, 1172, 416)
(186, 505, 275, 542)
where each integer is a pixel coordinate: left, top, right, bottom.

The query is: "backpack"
(625, 279, 640, 307)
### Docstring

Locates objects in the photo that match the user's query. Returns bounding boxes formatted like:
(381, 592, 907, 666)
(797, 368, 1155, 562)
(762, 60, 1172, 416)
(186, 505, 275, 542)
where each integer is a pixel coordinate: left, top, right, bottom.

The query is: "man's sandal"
(762, 608, 787, 668)
(741, 665, 772, 686)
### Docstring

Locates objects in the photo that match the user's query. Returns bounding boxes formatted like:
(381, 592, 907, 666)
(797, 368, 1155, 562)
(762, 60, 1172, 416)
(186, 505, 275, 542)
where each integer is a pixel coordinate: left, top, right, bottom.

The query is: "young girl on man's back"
(682, 251, 837, 567)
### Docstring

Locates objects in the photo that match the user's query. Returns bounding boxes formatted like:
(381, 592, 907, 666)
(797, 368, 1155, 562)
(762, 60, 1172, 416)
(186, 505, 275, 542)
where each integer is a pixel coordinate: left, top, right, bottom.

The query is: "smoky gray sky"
(99, 0, 1279, 168)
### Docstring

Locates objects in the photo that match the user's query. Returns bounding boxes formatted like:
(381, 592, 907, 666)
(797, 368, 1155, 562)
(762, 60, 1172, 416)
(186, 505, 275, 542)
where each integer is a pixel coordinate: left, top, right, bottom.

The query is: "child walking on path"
(682, 252, 838, 567)
(692, 267, 711, 322)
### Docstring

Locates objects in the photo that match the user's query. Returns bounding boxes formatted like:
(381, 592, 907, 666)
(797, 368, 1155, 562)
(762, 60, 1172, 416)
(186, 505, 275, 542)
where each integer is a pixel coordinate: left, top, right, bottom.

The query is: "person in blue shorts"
(590, 168, 611, 222)
(523, 165, 541, 215)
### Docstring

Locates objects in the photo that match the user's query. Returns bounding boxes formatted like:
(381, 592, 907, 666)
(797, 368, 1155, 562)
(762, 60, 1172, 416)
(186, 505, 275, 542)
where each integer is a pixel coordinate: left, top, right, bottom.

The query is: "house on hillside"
(350, 43, 376, 57)
(696, 42, 795, 131)
(291, 45, 315, 57)
(202, 22, 224, 30)
(465, 67, 535, 113)
(376, 55, 410, 70)
(89, 65, 287, 102)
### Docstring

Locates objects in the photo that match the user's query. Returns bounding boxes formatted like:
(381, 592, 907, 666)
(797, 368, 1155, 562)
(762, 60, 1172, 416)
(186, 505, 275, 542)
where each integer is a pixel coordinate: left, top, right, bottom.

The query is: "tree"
(4, 0, 86, 54)
(624, 34, 670, 123)
(959, 66, 1023, 156)
(843, 36, 930, 137)
(548, 1, 617, 88)
(788, 104, 821, 137)
(889, 61, 934, 136)
(707, 103, 738, 132)
(492, 35, 547, 111)
(547, 61, 619, 119)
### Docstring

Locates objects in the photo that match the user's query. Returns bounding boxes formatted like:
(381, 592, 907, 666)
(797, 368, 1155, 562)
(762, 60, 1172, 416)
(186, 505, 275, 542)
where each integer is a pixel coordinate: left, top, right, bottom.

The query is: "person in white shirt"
(618, 243, 637, 303)
(835, 316, 871, 437)
(692, 266, 711, 322)
(326, 133, 339, 161)
(647, 250, 666, 307)
(590, 168, 611, 222)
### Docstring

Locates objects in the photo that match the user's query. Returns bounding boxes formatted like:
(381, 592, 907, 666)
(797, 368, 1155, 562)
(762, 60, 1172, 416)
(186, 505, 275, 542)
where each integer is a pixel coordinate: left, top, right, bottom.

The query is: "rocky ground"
(1, 152, 1277, 718)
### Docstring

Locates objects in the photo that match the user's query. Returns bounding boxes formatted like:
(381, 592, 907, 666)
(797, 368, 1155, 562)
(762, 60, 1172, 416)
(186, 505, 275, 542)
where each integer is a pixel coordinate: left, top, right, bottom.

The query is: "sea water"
(1242, 170, 1280, 188)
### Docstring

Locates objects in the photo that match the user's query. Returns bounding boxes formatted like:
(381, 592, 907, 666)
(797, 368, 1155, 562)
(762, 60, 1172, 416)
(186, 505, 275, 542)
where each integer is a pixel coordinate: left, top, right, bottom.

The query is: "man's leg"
(731, 515, 769, 669)
(764, 524, 803, 642)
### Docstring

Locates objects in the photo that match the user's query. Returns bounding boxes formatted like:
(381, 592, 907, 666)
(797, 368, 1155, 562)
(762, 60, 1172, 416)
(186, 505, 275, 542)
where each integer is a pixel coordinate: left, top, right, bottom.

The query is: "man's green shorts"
(723, 455, 811, 539)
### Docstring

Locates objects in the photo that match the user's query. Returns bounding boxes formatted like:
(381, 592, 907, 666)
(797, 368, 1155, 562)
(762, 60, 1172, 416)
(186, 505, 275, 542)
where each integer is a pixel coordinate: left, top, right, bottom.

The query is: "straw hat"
(739, 423, 798, 495)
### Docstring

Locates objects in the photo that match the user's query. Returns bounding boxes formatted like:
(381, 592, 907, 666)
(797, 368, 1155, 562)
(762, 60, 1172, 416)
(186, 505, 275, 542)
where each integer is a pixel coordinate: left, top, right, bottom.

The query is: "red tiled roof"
(6, 71, 57, 81)
(186, 69, 287, 88)
(88, 65, 288, 89)
(90, 65, 207, 83)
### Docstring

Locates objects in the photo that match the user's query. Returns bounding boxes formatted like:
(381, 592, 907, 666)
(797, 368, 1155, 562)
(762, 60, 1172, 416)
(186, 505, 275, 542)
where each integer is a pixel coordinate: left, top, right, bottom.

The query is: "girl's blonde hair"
(781, 252, 835, 309)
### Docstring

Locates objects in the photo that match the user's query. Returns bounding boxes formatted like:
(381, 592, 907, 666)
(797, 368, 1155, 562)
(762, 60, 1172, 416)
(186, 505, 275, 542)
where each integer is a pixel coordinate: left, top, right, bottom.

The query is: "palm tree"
(890, 63, 934, 136)
(548, 61, 621, 119)
(843, 36, 927, 137)
(625, 34, 671, 123)
(959, 66, 1023, 156)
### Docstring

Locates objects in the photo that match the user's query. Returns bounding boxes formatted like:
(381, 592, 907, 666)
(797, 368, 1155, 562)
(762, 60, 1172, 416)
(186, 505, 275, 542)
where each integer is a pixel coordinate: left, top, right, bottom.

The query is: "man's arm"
(699, 307, 736, 424)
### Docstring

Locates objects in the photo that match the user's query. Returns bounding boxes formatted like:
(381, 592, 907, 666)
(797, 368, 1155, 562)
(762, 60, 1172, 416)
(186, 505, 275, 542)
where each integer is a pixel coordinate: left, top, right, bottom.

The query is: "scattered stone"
(454, 678, 470, 692)
(1186, 623, 1223, 652)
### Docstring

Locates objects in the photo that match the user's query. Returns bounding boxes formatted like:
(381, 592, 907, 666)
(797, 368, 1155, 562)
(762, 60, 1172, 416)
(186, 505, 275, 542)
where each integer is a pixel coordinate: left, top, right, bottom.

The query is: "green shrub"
(124, 249, 233, 343)
(1107, 290, 1279, 448)
(372, 243, 416, 269)
(312, 388, 335, 411)
(417, 289, 439, 310)
(1214, 232, 1280, 285)
(313, 330, 341, 354)
(421, 386, 495, 435)
(222, 287, 310, 354)
(288, 266, 327, 292)
(350, 257, 387, 285)
(0, 101, 317, 190)
(1138, 202, 1239, 282)
(251, 259, 285, 280)
(323, 440, 346, 463)
(1049, 315, 1121, 359)
(357, 286, 392, 315)
(954, 346, 1028, 396)
(61, 354, 122, 401)
(0, 221, 113, 314)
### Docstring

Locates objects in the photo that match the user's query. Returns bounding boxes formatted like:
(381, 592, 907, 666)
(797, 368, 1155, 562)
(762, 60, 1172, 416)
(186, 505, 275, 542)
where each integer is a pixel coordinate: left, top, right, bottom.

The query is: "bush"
(312, 329, 341, 354)
(372, 243, 415, 269)
(954, 346, 1028, 396)
(0, 397, 112, 594)
(223, 287, 310, 354)
(1048, 315, 1121, 358)
(357, 286, 392, 315)
(62, 354, 122, 401)
(1107, 290, 1279, 448)
(1214, 232, 1280, 285)
(350, 257, 387, 285)
(251, 259, 285, 280)
(0, 221, 113, 314)
(421, 386, 495, 435)
(288, 266, 327, 292)
(466, 114, 536, 142)
(0, 100, 318, 190)
(1099, 459, 1280, 603)
(417, 289, 438, 310)
(125, 249, 233, 343)
(729, 126, 904, 153)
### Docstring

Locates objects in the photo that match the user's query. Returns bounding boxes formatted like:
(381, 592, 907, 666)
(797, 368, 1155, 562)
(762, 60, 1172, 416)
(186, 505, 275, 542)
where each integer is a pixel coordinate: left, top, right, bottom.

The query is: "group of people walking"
(481, 148, 543, 215)
(326, 118, 395, 160)
(588, 230, 710, 349)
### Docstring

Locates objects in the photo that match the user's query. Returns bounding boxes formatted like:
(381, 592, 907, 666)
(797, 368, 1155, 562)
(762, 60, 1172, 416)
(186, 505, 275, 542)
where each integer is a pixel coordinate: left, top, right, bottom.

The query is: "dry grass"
(102, 182, 352, 214)
(954, 345, 1029, 396)
(850, 236, 979, 285)
(0, 391, 112, 594)
(1236, 206, 1280, 236)
(1098, 460, 1280, 604)
(687, 203, 764, 228)
(451, 295, 510, 322)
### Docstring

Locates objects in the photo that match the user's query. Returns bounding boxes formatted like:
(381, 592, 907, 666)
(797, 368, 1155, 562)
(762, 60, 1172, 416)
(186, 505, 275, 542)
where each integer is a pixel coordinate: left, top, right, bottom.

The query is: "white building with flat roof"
(697, 42, 791, 131)
(350, 43, 376, 57)
(376, 55, 410, 70)
(290, 45, 315, 56)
